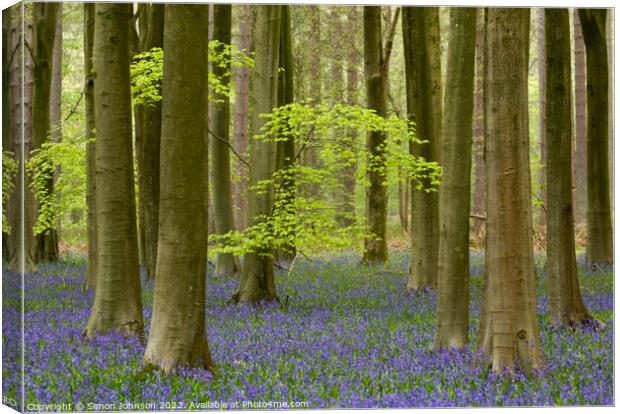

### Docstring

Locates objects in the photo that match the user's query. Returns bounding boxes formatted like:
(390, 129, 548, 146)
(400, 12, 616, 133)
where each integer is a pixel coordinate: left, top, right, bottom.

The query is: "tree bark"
(362, 6, 389, 264)
(85, 3, 143, 339)
(231, 5, 253, 231)
(210, 4, 239, 277)
(84, 3, 96, 290)
(139, 3, 164, 281)
(32, 2, 59, 262)
(478, 8, 544, 373)
(545, 8, 597, 327)
(303, 5, 321, 199)
(579, 9, 613, 266)
(435, 7, 477, 350)
(2, 6, 13, 262)
(231, 5, 281, 303)
(471, 12, 486, 242)
(573, 10, 587, 224)
(403, 7, 443, 289)
(144, 4, 215, 373)
(536, 9, 547, 233)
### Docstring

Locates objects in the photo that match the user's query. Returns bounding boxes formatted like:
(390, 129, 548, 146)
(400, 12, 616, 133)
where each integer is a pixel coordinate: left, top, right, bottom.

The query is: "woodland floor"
(2, 252, 614, 409)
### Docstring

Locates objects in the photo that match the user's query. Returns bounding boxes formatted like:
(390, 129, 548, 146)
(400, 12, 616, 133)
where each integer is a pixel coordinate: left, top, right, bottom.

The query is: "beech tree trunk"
(144, 4, 215, 373)
(545, 8, 596, 327)
(579, 9, 613, 266)
(32, 2, 59, 262)
(210, 4, 239, 277)
(2, 6, 12, 262)
(478, 8, 544, 373)
(573, 10, 587, 224)
(362, 6, 389, 264)
(231, 5, 252, 231)
(84, 3, 96, 290)
(435, 7, 477, 350)
(85, 3, 143, 339)
(231, 5, 281, 303)
(471, 12, 486, 241)
(140, 3, 164, 280)
(403, 7, 443, 290)
(536, 9, 547, 232)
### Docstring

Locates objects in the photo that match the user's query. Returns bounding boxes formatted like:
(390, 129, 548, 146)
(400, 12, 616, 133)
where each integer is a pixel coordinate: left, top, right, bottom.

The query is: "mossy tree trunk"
(435, 7, 477, 350)
(478, 8, 544, 373)
(402, 7, 443, 290)
(32, 2, 59, 263)
(85, 3, 143, 339)
(231, 5, 281, 303)
(579, 9, 613, 266)
(144, 4, 215, 373)
(210, 4, 239, 277)
(545, 8, 597, 328)
(84, 3, 96, 290)
(362, 6, 389, 264)
(140, 4, 164, 280)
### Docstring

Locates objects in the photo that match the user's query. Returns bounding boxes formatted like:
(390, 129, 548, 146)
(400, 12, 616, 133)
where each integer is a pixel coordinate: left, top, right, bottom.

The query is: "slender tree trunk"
(275, 5, 296, 262)
(231, 5, 281, 303)
(84, 3, 96, 290)
(50, 3, 62, 242)
(32, 2, 59, 262)
(471, 12, 486, 242)
(140, 3, 164, 280)
(579, 9, 613, 266)
(232, 5, 252, 231)
(361, 6, 389, 264)
(478, 8, 544, 373)
(537, 9, 547, 232)
(304, 5, 321, 198)
(2, 7, 13, 262)
(7, 4, 37, 272)
(338, 6, 360, 228)
(210, 4, 239, 277)
(573, 10, 587, 224)
(435, 7, 476, 350)
(144, 4, 215, 373)
(545, 8, 598, 328)
(85, 3, 143, 339)
(403, 7, 443, 290)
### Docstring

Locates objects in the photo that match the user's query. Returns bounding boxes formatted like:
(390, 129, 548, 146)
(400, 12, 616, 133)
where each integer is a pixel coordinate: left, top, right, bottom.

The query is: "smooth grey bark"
(573, 10, 587, 223)
(536, 9, 547, 231)
(579, 9, 613, 266)
(84, 3, 96, 290)
(144, 4, 215, 373)
(478, 8, 544, 373)
(210, 4, 239, 277)
(85, 3, 143, 339)
(231, 5, 281, 303)
(471, 12, 486, 241)
(402, 7, 443, 290)
(545, 8, 598, 328)
(435, 7, 477, 350)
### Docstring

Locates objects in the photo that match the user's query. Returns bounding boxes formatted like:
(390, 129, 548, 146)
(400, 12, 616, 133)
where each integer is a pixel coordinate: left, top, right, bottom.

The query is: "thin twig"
(64, 90, 84, 121)
(381, 7, 401, 74)
(469, 214, 486, 221)
(208, 128, 251, 170)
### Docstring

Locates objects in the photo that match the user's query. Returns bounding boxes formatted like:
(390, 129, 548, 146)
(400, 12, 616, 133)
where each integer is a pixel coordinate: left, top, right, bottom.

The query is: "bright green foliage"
(2, 151, 17, 234)
(26, 141, 86, 237)
(130, 42, 254, 107)
(210, 102, 442, 257)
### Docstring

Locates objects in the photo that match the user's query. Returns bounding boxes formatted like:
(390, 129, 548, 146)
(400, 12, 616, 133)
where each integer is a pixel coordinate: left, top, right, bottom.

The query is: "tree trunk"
(144, 4, 215, 373)
(32, 2, 59, 262)
(231, 5, 281, 303)
(435, 7, 476, 350)
(274, 5, 296, 262)
(573, 10, 587, 224)
(84, 3, 96, 290)
(2, 6, 12, 262)
(50, 3, 62, 243)
(7, 4, 37, 272)
(579, 9, 613, 266)
(85, 3, 143, 339)
(545, 8, 597, 327)
(471, 12, 486, 242)
(304, 5, 321, 199)
(536, 9, 547, 233)
(210, 4, 239, 277)
(138, 4, 164, 281)
(361, 6, 388, 264)
(478, 8, 544, 373)
(232, 5, 252, 231)
(403, 7, 443, 290)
